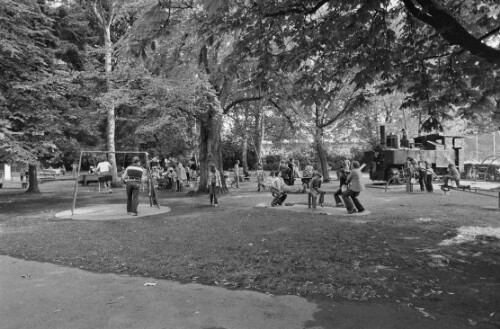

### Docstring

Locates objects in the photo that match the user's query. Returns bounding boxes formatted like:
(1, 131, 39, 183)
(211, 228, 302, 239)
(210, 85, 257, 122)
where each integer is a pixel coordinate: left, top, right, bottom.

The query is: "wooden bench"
(78, 173, 99, 185)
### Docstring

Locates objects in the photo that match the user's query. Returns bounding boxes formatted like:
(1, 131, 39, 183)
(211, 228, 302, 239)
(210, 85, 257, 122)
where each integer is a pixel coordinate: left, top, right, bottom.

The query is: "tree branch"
(264, 0, 329, 18)
(320, 96, 356, 128)
(401, 0, 500, 65)
(91, 2, 106, 28)
(268, 99, 295, 129)
(223, 96, 261, 114)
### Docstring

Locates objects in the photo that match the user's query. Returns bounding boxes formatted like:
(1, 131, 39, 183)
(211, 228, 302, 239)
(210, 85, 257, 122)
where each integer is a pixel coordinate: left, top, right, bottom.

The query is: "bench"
(38, 171, 56, 180)
(78, 173, 99, 185)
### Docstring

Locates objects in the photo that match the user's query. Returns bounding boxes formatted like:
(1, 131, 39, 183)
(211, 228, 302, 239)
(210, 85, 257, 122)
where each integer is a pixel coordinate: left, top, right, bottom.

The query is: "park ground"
(0, 176, 499, 328)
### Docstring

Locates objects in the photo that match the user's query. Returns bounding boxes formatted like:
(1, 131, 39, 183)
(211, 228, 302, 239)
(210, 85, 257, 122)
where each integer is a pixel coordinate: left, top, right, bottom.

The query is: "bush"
(463, 163, 500, 181)
(263, 154, 281, 171)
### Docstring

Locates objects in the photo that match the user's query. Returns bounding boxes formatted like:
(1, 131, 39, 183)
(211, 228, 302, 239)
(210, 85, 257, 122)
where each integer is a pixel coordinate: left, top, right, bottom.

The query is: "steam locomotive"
(364, 126, 464, 182)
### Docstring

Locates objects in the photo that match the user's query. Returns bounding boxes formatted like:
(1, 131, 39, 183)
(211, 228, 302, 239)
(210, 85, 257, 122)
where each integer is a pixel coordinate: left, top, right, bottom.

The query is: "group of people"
(403, 154, 461, 192)
(150, 156, 198, 192)
(109, 151, 466, 217)
(123, 154, 464, 216)
(409, 154, 435, 193)
(263, 158, 366, 214)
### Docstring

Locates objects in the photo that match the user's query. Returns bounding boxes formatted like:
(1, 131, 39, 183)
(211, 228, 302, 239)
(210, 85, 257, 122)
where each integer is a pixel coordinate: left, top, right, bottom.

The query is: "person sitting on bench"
(269, 172, 307, 206)
(443, 163, 461, 187)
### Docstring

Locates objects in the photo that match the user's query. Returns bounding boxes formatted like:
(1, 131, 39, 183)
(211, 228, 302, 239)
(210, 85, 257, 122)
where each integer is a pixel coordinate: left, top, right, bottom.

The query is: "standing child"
(309, 172, 325, 209)
(256, 163, 266, 191)
(207, 164, 222, 206)
(230, 160, 240, 188)
(334, 166, 349, 207)
(404, 157, 417, 192)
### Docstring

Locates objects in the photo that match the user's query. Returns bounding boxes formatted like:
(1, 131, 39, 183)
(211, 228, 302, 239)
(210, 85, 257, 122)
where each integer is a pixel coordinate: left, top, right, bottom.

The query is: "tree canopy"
(2, 0, 499, 191)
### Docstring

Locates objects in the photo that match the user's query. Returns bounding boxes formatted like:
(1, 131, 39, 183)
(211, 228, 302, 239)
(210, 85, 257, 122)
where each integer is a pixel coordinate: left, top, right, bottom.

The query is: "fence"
(462, 131, 500, 164)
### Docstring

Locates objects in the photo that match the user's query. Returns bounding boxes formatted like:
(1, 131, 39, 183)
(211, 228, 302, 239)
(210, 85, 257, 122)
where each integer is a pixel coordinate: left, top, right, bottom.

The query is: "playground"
(0, 176, 499, 328)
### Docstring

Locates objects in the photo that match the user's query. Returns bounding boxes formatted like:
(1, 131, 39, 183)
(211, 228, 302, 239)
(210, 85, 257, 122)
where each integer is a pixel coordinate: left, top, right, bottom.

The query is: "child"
(230, 160, 240, 188)
(443, 163, 461, 187)
(302, 161, 314, 186)
(270, 172, 306, 206)
(334, 166, 349, 207)
(256, 163, 266, 191)
(404, 157, 417, 192)
(96, 156, 113, 193)
(309, 172, 325, 209)
(207, 164, 222, 206)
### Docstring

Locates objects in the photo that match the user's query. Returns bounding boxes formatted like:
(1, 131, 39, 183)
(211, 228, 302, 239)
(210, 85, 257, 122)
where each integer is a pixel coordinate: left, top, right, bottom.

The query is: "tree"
(400, 0, 500, 65)
(207, 0, 500, 133)
(86, 0, 147, 186)
(0, 0, 92, 193)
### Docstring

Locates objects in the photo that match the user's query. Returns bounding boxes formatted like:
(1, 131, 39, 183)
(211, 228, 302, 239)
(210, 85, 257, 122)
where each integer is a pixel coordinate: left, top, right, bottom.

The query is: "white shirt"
(96, 161, 112, 173)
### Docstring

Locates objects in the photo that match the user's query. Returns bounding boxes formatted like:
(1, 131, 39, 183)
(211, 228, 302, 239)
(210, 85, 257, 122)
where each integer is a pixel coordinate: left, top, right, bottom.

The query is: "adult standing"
(96, 156, 113, 193)
(417, 155, 429, 192)
(207, 164, 222, 206)
(122, 157, 144, 216)
(342, 161, 365, 214)
(278, 160, 290, 186)
(230, 160, 240, 188)
(176, 162, 187, 192)
(72, 161, 78, 178)
(425, 164, 435, 193)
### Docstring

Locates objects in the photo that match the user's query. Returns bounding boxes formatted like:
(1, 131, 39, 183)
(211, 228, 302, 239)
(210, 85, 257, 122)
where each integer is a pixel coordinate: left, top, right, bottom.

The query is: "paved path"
(0, 256, 480, 329)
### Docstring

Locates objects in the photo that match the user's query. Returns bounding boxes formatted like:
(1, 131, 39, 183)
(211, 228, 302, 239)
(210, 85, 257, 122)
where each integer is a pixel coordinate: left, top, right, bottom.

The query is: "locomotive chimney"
(380, 125, 386, 146)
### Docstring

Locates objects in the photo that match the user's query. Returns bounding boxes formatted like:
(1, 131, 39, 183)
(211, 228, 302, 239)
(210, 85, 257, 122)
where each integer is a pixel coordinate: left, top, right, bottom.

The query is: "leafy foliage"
(208, 0, 500, 133)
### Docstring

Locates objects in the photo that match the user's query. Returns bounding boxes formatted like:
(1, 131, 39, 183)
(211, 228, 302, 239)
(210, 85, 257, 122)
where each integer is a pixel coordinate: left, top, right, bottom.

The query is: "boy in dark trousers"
(309, 172, 325, 209)
(334, 166, 349, 207)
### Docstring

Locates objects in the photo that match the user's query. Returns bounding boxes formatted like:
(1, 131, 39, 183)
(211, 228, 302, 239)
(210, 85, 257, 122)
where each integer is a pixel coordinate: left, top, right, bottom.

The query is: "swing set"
(71, 151, 159, 215)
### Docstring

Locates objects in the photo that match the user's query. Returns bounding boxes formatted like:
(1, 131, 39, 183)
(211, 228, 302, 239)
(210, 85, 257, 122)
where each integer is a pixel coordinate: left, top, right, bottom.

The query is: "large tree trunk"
(242, 130, 248, 171)
(315, 128, 331, 182)
(253, 103, 265, 166)
(198, 108, 225, 193)
(242, 106, 249, 171)
(26, 163, 40, 194)
(104, 24, 119, 186)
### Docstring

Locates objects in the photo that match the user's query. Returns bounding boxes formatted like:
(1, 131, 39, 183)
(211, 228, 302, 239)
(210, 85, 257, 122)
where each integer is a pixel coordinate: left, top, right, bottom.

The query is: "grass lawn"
(0, 179, 499, 326)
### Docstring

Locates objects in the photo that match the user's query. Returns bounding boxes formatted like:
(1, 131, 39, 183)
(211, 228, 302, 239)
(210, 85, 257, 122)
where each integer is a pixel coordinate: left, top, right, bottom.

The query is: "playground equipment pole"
(71, 151, 84, 215)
